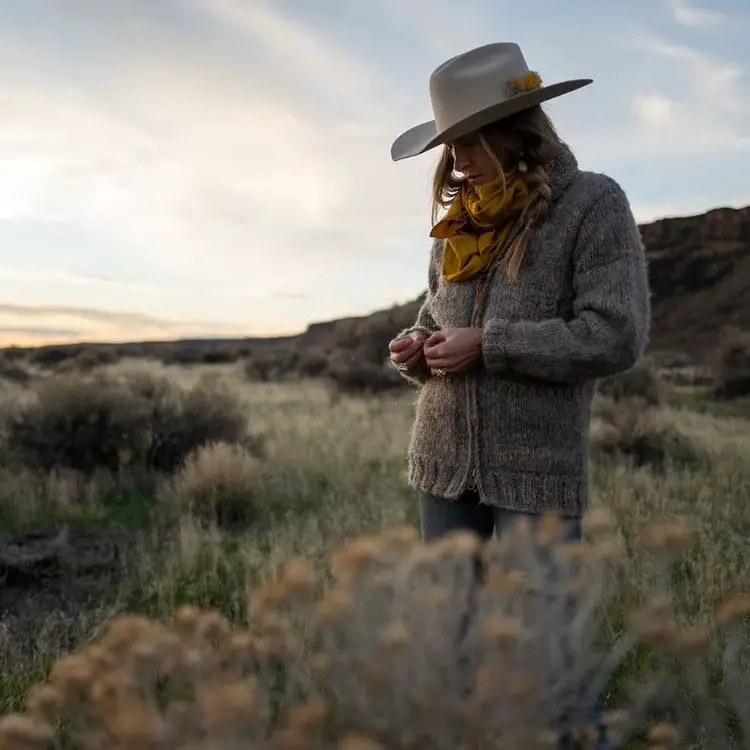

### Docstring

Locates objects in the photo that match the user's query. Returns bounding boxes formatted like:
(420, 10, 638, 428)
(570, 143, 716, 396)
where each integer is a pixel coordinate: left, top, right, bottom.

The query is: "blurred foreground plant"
(2, 510, 749, 750)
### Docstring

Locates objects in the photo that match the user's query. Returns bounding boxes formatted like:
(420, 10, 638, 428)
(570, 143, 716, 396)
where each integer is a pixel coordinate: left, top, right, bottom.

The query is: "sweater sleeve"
(481, 179, 651, 383)
(391, 239, 442, 386)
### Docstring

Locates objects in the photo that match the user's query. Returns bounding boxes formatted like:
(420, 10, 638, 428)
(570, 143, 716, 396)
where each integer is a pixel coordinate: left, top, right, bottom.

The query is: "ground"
(0, 360, 749, 746)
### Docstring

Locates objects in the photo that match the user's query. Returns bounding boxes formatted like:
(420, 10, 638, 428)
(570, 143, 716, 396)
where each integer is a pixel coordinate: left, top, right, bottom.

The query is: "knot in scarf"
(430, 172, 531, 282)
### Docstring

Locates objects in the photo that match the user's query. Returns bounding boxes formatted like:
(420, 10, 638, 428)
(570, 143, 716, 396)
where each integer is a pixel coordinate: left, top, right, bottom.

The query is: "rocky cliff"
(642, 206, 750, 355)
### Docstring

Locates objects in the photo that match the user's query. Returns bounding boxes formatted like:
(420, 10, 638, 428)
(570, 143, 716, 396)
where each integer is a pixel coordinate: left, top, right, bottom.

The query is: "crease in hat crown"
(390, 42, 592, 162)
(429, 43, 535, 132)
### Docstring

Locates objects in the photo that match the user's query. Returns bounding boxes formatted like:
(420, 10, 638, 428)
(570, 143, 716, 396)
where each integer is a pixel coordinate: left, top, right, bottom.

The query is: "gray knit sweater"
(394, 144, 651, 517)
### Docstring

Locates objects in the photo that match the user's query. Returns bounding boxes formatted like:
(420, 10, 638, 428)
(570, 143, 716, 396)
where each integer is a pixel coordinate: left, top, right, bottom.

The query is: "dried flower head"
(0, 714, 53, 750)
(647, 721, 680, 748)
(642, 518, 696, 557)
(582, 506, 618, 537)
(506, 70, 544, 96)
(715, 593, 750, 627)
(337, 733, 385, 750)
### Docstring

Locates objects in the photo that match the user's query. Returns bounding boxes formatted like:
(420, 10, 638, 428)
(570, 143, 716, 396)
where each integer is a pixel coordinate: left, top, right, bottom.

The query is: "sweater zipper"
(465, 224, 525, 492)
(466, 273, 488, 492)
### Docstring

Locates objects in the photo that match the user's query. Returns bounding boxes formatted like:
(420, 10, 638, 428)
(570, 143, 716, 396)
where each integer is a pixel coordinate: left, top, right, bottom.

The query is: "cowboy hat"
(391, 42, 592, 162)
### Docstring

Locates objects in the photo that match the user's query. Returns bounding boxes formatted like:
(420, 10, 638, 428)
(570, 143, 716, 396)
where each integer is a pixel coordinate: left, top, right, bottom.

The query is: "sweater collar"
(548, 142, 579, 200)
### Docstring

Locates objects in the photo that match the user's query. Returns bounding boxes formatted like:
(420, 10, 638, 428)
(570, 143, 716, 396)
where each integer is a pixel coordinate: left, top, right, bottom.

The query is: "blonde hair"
(430, 105, 563, 281)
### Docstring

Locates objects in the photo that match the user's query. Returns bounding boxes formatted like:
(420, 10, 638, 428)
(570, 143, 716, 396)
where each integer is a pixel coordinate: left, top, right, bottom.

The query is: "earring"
(518, 160, 528, 173)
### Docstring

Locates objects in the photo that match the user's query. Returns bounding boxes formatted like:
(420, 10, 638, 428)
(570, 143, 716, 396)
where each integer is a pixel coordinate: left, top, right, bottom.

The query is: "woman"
(388, 41, 650, 749)
(389, 42, 650, 542)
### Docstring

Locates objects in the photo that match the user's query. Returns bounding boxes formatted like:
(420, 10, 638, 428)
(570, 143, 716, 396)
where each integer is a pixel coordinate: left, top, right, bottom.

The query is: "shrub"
(328, 361, 405, 396)
(244, 357, 275, 382)
(297, 353, 329, 378)
(597, 358, 661, 407)
(53, 348, 121, 375)
(1, 346, 27, 362)
(591, 398, 699, 470)
(158, 441, 263, 526)
(659, 365, 713, 388)
(5, 515, 750, 750)
(200, 350, 239, 365)
(0, 357, 31, 386)
(711, 327, 750, 399)
(160, 346, 205, 366)
(29, 345, 83, 369)
(0, 370, 257, 476)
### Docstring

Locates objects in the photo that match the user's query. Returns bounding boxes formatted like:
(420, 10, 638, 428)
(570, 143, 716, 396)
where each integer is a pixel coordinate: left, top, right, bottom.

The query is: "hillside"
(4, 204, 750, 366)
(640, 206, 750, 355)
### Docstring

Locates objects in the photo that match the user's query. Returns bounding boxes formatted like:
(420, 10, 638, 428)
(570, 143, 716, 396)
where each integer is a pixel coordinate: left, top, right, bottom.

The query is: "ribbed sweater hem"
(408, 455, 587, 518)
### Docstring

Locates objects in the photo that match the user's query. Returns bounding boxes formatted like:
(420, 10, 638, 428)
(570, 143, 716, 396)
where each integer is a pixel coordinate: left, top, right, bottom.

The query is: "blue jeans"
(419, 491, 612, 750)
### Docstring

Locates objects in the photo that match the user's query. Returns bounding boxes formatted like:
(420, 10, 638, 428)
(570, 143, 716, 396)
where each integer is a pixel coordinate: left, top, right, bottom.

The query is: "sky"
(0, 0, 748, 346)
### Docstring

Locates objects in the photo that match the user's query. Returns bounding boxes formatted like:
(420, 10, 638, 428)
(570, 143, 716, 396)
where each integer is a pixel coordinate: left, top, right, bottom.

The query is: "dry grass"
(0, 359, 749, 747)
(159, 441, 263, 526)
(711, 327, 750, 399)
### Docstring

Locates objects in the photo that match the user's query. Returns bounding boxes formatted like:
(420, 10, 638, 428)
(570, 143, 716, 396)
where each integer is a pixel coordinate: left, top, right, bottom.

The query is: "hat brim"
(390, 78, 593, 162)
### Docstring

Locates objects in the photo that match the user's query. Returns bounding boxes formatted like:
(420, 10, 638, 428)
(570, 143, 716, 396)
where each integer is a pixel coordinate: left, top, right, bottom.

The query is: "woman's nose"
(454, 150, 471, 172)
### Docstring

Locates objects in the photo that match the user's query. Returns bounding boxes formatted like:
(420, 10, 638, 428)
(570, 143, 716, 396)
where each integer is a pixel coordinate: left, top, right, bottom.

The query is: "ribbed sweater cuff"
(392, 326, 434, 385)
(397, 325, 433, 340)
(481, 319, 511, 373)
(392, 363, 430, 386)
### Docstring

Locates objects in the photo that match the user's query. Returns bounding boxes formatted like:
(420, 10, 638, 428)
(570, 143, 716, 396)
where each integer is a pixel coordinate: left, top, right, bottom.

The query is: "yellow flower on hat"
(506, 71, 543, 95)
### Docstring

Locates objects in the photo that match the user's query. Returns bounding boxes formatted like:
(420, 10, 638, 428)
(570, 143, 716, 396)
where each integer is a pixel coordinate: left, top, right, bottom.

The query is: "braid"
(479, 105, 563, 282)
(504, 162, 552, 281)
(522, 162, 553, 228)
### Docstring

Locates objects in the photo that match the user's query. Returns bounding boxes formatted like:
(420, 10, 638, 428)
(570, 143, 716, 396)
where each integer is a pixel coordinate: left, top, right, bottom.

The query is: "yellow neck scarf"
(430, 172, 531, 282)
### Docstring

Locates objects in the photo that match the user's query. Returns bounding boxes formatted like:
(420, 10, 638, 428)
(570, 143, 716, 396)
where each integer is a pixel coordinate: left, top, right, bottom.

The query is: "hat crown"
(429, 43, 531, 133)
(390, 40, 592, 161)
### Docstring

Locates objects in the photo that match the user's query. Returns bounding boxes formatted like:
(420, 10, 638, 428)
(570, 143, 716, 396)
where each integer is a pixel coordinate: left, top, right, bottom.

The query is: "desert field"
(0, 353, 749, 748)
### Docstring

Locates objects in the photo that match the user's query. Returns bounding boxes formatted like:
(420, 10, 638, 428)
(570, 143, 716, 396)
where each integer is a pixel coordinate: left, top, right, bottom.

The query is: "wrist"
(474, 327, 484, 356)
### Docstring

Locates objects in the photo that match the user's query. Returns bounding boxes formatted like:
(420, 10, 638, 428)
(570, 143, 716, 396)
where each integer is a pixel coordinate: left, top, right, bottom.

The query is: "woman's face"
(449, 132, 500, 186)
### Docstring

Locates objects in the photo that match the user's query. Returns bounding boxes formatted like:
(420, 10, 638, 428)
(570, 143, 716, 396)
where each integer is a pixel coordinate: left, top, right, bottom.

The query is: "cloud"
(633, 94, 676, 127)
(349, 0, 494, 57)
(188, 0, 387, 118)
(270, 291, 309, 300)
(615, 34, 750, 158)
(0, 326, 81, 340)
(668, 0, 726, 27)
(0, 0, 436, 311)
(0, 268, 167, 292)
(0, 303, 178, 328)
(0, 303, 257, 348)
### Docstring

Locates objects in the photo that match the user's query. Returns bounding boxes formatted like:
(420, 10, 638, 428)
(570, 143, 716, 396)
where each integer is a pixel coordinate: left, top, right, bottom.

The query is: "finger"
(425, 348, 466, 367)
(392, 342, 423, 363)
(426, 358, 452, 370)
(389, 337, 412, 353)
(423, 342, 447, 360)
(425, 355, 453, 369)
(424, 331, 446, 347)
(436, 353, 478, 374)
(404, 350, 425, 371)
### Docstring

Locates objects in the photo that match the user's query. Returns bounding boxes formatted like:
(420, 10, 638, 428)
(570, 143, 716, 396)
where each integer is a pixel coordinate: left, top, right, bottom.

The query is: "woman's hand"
(389, 332, 429, 375)
(424, 327, 483, 375)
